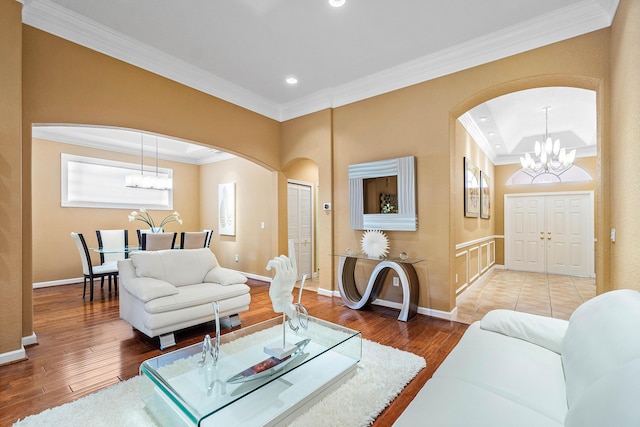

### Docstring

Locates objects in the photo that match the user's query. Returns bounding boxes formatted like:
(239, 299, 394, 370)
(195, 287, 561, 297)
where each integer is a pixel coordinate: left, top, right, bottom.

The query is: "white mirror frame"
(349, 156, 417, 231)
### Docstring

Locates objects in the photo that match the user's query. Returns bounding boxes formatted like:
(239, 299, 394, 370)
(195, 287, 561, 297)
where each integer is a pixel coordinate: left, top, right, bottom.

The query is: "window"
(506, 165, 592, 185)
(61, 153, 173, 209)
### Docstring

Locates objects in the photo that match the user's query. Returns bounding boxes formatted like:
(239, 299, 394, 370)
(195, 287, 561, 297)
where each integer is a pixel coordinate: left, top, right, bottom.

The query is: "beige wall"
(200, 157, 277, 276)
(610, 0, 640, 292)
(7, 0, 640, 359)
(31, 138, 200, 283)
(281, 110, 334, 291)
(0, 0, 23, 355)
(454, 120, 496, 294)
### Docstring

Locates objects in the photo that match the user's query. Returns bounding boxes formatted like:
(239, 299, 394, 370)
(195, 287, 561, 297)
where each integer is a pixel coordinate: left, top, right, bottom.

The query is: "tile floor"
(452, 269, 596, 325)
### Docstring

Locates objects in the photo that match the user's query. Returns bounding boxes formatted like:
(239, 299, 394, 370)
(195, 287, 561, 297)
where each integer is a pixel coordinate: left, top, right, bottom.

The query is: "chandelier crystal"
(519, 107, 576, 174)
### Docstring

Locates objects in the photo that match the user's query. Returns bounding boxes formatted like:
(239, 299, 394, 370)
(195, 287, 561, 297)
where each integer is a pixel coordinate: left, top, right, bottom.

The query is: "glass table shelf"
(139, 315, 361, 426)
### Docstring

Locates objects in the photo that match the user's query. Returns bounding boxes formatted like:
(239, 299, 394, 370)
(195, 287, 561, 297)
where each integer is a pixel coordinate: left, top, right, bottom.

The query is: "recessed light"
(285, 77, 298, 85)
(495, 144, 502, 149)
(488, 132, 495, 136)
(329, 0, 346, 7)
(479, 116, 487, 121)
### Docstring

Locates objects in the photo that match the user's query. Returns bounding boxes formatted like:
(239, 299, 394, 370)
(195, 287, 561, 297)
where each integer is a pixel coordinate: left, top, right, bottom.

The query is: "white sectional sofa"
(394, 289, 640, 427)
(118, 248, 251, 349)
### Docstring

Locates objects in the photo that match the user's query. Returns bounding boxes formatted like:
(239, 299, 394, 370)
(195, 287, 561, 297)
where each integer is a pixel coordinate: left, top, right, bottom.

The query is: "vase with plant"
(128, 209, 182, 232)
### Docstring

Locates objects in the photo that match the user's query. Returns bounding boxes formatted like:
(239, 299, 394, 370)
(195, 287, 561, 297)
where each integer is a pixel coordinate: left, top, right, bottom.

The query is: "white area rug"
(13, 339, 425, 427)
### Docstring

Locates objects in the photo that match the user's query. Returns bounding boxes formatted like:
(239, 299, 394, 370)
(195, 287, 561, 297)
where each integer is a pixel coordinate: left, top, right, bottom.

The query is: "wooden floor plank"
(0, 280, 467, 426)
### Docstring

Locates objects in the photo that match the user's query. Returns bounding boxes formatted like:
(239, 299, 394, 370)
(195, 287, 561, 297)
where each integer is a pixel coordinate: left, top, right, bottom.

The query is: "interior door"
(545, 194, 592, 276)
(506, 196, 546, 273)
(287, 182, 313, 280)
(506, 192, 593, 277)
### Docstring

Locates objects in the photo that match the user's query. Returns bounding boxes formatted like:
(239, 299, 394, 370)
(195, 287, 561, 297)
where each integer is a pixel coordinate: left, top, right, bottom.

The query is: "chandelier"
(125, 133, 173, 190)
(519, 107, 576, 174)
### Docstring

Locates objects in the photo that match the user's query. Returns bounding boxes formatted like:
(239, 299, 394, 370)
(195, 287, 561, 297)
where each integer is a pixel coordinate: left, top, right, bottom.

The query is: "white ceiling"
(23, 0, 615, 164)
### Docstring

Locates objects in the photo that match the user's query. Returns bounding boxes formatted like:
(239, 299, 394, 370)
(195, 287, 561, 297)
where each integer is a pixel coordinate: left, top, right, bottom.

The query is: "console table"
(335, 254, 423, 322)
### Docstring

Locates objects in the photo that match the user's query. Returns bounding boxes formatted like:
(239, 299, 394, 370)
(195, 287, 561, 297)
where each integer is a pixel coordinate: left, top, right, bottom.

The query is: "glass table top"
(139, 315, 361, 426)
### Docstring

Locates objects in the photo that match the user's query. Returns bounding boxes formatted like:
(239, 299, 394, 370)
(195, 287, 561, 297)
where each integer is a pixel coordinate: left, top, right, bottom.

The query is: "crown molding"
(458, 113, 497, 162)
(22, 0, 617, 123)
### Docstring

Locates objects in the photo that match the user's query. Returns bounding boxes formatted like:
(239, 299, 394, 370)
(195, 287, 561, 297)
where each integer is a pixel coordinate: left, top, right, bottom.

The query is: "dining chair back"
(70, 232, 118, 301)
(96, 229, 129, 264)
(202, 229, 213, 248)
(180, 231, 208, 249)
(141, 232, 177, 251)
(137, 228, 163, 246)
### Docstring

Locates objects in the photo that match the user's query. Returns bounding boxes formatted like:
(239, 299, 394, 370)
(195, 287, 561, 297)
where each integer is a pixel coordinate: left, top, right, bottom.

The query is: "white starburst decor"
(361, 230, 389, 259)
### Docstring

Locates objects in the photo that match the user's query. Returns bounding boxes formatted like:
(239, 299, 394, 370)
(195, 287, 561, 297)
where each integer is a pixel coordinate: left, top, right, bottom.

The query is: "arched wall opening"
(450, 75, 608, 310)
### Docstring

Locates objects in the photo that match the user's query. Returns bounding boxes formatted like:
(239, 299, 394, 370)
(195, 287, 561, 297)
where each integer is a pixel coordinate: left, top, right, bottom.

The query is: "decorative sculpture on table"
(199, 301, 226, 396)
(264, 240, 309, 359)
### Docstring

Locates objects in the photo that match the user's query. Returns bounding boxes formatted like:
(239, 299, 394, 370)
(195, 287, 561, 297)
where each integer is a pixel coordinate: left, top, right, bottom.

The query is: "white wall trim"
(480, 242, 490, 274)
(456, 265, 498, 304)
(456, 235, 504, 251)
(455, 250, 470, 294)
(23, 333, 38, 346)
(0, 347, 26, 366)
(317, 288, 340, 298)
(33, 277, 83, 288)
(372, 298, 457, 321)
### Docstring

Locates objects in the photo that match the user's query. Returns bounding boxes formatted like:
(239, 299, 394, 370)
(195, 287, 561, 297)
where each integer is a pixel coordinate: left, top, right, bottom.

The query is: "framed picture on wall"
(480, 171, 491, 219)
(218, 182, 235, 236)
(464, 157, 480, 217)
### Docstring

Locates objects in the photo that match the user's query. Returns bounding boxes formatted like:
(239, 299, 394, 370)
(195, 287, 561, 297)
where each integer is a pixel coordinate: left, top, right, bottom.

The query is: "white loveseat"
(394, 289, 640, 427)
(118, 248, 251, 349)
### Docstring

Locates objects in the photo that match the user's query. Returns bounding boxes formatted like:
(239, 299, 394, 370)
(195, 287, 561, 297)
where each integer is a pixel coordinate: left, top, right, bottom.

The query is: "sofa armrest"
(204, 267, 248, 286)
(480, 309, 568, 354)
(121, 276, 179, 302)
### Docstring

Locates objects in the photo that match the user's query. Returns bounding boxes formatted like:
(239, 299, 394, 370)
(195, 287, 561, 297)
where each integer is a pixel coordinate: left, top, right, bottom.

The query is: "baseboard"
(243, 272, 272, 283)
(22, 332, 38, 346)
(316, 288, 339, 297)
(33, 277, 83, 288)
(318, 289, 458, 320)
(371, 299, 457, 321)
(0, 346, 26, 366)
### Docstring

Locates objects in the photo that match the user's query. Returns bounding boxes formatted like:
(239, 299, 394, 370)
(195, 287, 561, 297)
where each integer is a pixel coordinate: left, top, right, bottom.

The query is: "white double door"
(287, 181, 314, 281)
(505, 192, 594, 277)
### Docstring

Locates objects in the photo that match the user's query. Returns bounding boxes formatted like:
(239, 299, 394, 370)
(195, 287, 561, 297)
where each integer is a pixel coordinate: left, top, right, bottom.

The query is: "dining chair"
(141, 232, 177, 251)
(70, 232, 118, 302)
(202, 229, 213, 248)
(136, 228, 162, 247)
(96, 229, 129, 264)
(180, 231, 208, 249)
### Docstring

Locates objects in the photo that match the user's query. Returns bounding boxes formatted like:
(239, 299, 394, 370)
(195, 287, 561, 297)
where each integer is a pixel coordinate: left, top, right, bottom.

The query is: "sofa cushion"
(481, 309, 568, 354)
(434, 322, 567, 423)
(565, 357, 640, 427)
(144, 282, 250, 314)
(123, 277, 179, 302)
(130, 248, 218, 286)
(204, 267, 248, 286)
(394, 377, 563, 427)
(562, 289, 640, 408)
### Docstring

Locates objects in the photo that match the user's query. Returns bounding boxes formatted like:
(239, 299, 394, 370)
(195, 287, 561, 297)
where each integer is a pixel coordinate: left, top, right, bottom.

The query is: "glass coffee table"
(140, 316, 361, 426)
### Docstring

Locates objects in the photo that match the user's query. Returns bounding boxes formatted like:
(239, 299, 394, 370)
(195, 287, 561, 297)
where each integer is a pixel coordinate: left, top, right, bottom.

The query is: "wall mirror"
(349, 156, 417, 231)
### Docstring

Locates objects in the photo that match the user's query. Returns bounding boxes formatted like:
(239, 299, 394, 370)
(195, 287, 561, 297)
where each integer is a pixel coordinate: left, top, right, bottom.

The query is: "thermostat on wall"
(322, 202, 331, 211)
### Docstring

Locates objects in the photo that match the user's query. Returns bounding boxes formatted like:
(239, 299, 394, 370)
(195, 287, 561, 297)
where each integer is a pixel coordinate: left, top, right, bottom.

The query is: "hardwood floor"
(0, 280, 468, 427)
